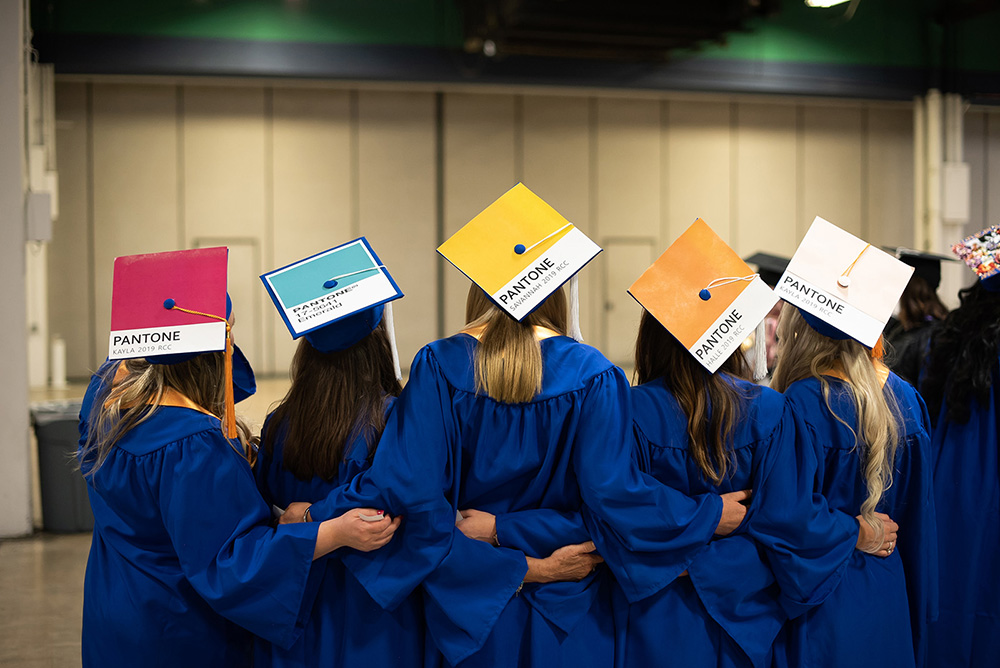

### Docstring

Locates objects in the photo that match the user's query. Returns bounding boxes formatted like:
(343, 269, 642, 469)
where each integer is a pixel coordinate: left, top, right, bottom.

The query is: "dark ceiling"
(459, 0, 782, 61)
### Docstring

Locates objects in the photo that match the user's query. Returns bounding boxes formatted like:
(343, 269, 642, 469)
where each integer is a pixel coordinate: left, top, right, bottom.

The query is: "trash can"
(30, 400, 94, 533)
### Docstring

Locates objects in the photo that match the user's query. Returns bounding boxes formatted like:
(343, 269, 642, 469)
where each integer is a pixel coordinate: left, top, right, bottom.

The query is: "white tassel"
(385, 302, 402, 381)
(568, 274, 583, 342)
(752, 318, 768, 382)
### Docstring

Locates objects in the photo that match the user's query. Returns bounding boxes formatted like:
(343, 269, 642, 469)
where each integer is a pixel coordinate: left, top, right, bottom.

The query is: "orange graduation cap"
(629, 218, 778, 376)
(108, 247, 237, 438)
(438, 183, 601, 338)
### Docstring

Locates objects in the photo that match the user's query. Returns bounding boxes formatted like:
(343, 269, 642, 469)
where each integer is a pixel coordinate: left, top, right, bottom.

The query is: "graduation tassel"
(222, 323, 238, 440)
(163, 300, 238, 439)
(385, 301, 402, 381)
(752, 318, 768, 382)
(870, 334, 885, 361)
(569, 274, 584, 342)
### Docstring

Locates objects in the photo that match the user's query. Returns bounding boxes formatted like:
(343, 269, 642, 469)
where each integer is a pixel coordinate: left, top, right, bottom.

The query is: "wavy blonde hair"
(82, 354, 255, 478)
(771, 307, 900, 534)
(465, 285, 568, 404)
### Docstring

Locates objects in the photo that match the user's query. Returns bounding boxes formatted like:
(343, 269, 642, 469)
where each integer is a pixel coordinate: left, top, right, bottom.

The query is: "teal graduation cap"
(260, 237, 404, 375)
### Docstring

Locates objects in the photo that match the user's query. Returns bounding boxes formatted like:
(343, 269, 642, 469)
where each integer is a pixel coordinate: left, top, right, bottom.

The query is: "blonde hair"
(82, 354, 255, 478)
(464, 285, 568, 404)
(771, 307, 900, 534)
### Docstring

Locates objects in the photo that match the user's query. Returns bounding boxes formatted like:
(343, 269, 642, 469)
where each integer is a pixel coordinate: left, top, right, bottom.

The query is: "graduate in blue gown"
(290, 187, 748, 668)
(79, 249, 399, 668)
(253, 303, 426, 668)
(771, 307, 937, 668)
(605, 226, 866, 668)
(921, 266, 1000, 666)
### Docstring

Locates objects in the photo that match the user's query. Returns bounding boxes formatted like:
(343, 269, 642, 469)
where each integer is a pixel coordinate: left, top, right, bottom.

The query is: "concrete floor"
(1, 376, 294, 667)
(0, 533, 90, 667)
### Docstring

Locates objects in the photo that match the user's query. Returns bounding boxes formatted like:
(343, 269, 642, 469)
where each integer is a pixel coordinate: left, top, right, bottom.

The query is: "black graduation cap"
(742, 252, 790, 289)
(884, 247, 958, 290)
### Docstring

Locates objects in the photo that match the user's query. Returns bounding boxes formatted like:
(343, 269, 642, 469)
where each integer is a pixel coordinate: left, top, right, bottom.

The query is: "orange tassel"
(871, 335, 885, 361)
(222, 324, 237, 440)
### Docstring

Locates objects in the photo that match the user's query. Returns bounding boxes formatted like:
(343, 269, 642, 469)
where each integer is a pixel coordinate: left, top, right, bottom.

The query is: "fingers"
(722, 489, 752, 503)
(579, 541, 597, 553)
(460, 509, 484, 518)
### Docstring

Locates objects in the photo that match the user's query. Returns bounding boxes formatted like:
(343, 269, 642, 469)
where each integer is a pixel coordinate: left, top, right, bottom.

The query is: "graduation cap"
(108, 246, 238, 436)
(437, 183, 602, 341)
(776, 217, 913, 347)
(629, 218, 778, 378)
(260, 238, 404, 379)
(883, 247, 957, 290)
(952, 225, 1000, 291)
(743, 252, 790, 289)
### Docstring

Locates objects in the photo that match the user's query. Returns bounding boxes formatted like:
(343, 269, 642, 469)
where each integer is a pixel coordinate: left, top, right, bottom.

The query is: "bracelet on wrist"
(303, 505, 312, 523)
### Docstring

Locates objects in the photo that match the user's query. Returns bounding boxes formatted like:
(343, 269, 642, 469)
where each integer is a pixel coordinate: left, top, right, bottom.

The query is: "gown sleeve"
(156, 429, 321, 650)
(749, 399, 859, 619)
(883, 388, 939, 667)
(306, 347, 528, 665)
(576, 367, 725, 602)
(494, 508, 590, 557)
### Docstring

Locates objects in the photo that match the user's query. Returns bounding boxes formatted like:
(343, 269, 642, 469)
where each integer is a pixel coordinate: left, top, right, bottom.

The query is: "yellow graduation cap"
(775, 217, 913, 347)
(438, 183, 601, 334)
(629, 218, 777, 375)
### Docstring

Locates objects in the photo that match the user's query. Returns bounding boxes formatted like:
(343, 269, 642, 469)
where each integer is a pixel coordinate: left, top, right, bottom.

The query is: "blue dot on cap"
(323, 279, 339, 289)
(163, 298, 176, 309)
(699, 289, 711, 301)
(514, 244, 526, 255)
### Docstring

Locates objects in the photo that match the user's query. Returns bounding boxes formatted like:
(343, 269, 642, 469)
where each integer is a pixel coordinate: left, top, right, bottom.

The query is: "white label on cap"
(490, 227, 602, 320)
(108, 321, 227, 360)
(281, 273, 398, 336)
(687, 277, 778, 374)
(775, 271, 884, 347)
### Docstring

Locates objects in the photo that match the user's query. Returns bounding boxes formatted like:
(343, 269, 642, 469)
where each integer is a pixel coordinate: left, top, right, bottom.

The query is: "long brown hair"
(771, 307, 900, 532)
(897, 274, 949, 331)
(465, 285, 568, 404)
(634, 310, 751, 484)
(262, 322, 402, 482)
(82, 353, 255, 478)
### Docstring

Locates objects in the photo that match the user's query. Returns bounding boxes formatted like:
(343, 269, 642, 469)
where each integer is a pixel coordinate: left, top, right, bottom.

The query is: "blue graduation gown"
(614, 377, 858, 668)
(252, 404, 425, 668)
(925, 362, 1000, 667)
(308, 334, 724, 666)
(80, 405, 320, 668)
(781, 373, 938, 668)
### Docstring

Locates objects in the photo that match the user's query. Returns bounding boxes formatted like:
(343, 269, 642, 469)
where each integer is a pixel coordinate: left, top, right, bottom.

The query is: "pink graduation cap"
(109, 247, 229, 360)
(108, 247, 237, 437)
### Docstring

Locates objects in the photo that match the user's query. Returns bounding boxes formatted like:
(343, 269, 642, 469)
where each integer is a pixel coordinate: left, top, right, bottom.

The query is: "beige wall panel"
(602, 241, 655, 366)
(595, 98, 660, 241)
(358, 90, 437, 368)
(595, 98, 659, 353)
(987, 113, 1000, 233)
(521, 95, 599, 344)
(51, 82, 93, 377)
(801, 106, 864, 238)
(735, 102, 798, 257)
(270, 88, 352, 373)
(964, 111, 987, 238)
(183, 85, 266, 372)
(442, 93, 516, 333)
(866, 108, 914, 248)
(665, 100, 732, 244)
(91, 84, 180, 366)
